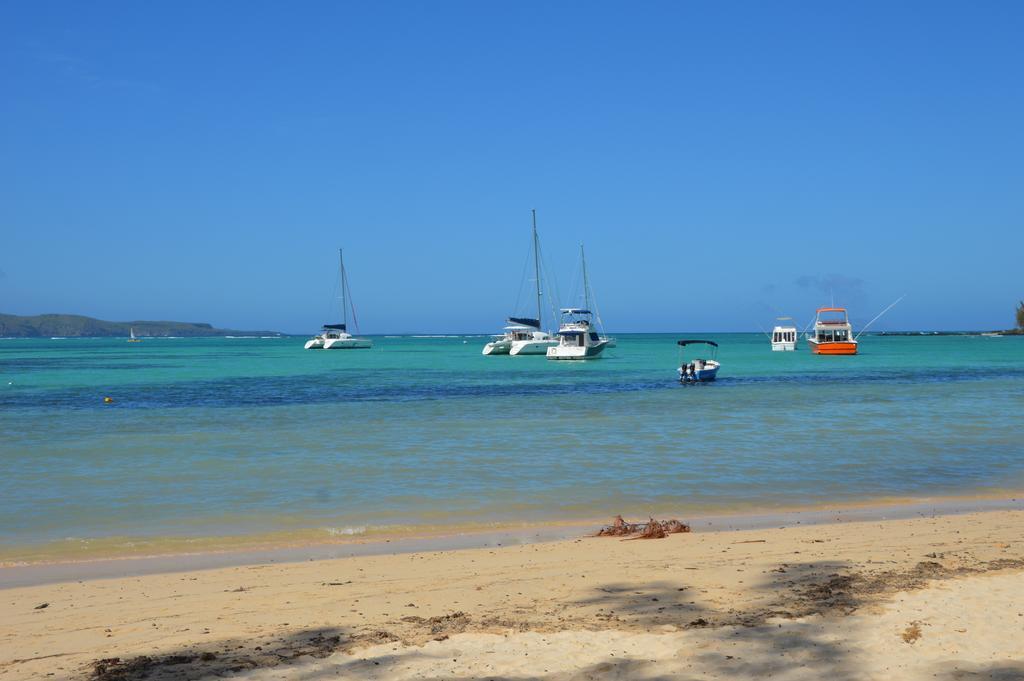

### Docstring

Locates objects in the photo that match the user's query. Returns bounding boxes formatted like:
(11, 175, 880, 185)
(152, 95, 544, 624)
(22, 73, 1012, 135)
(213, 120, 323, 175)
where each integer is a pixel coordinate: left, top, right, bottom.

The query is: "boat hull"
(771, 342, 797, 352)
(808, 340, 857, 355)
(323, 338, 373, 349)
(304, 338, 325, 350)
(509, 339, 557, 356)
(679, 361, 720, 383)
(546, 343, 607, 360)
(482, 340, 512, 355)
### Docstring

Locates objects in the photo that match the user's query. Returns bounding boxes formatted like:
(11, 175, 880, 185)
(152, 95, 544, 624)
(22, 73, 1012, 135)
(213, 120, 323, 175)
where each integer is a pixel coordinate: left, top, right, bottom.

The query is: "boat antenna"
(581, 243, 590, 311)
(338, 248, 347, 328)
(532, 209, 542, 328)
(855, 294, 906, 341)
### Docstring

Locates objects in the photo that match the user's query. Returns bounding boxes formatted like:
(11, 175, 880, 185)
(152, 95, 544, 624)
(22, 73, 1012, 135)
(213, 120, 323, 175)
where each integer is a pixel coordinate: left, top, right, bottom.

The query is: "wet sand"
(2, 508, 1023, 680)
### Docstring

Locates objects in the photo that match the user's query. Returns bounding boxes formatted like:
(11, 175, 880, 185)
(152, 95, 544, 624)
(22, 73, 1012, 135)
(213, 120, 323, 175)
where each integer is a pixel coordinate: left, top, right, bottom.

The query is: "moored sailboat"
(483, 210, 558, 357)
(304, 249, 373, 350)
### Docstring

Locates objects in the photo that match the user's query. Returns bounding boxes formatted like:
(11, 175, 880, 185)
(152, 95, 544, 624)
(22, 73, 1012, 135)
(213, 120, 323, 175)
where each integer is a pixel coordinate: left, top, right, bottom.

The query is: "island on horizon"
(0, 313, 282, 338)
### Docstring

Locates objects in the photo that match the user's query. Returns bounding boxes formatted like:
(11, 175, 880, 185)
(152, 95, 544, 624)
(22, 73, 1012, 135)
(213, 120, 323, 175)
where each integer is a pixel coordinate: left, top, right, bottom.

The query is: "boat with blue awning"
(677, 340, 720, 382)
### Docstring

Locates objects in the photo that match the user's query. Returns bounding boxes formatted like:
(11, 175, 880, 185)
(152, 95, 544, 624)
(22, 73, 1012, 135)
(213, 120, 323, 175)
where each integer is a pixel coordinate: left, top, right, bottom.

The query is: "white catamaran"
(482, 210, 558, 357)
(304, 249, 373, 350)
(546, 244, 613, 360)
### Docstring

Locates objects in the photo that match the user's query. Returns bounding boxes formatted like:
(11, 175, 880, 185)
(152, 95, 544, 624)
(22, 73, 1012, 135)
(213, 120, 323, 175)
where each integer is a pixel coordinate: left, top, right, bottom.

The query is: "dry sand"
(2, 509, 1023, 680)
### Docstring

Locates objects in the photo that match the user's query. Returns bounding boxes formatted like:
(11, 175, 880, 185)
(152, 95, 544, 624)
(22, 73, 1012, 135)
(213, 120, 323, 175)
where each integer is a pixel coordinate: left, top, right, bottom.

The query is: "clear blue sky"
(2, 1, 1021, 333)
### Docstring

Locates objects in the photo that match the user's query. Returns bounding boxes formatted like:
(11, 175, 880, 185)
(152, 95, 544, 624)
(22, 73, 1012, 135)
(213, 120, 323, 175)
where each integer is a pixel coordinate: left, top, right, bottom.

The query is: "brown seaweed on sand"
(595, 516, 691, 539)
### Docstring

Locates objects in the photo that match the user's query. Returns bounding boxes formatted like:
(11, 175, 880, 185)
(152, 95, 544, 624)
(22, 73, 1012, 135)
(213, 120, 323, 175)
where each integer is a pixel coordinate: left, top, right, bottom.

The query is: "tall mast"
(339, 248, 347, 327)
(532, 209, 542, 327)
(580, 243, 591, 311)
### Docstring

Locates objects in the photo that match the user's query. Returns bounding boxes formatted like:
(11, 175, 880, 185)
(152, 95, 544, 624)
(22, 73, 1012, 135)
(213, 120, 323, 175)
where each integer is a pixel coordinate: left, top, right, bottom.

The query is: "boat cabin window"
(577, 334, 585, 347)
(589, 332, 600, 342)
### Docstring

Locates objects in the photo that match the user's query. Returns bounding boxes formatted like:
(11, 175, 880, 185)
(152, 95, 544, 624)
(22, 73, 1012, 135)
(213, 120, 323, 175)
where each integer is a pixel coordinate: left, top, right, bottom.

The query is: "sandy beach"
(2, 507, 1023, 680)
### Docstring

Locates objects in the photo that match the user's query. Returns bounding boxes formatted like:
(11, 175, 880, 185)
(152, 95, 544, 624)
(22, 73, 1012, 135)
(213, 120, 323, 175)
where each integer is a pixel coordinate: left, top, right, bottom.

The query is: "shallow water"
(1, 333, 1022, 561)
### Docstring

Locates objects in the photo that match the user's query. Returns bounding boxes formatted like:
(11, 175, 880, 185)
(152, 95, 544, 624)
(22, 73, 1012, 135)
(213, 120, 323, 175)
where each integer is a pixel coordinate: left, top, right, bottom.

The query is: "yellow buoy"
(103, 396, 114, 404)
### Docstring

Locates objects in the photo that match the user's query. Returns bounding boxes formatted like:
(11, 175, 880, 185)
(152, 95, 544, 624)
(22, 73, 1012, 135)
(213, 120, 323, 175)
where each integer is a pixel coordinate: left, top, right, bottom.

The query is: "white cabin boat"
(546, 308, 609, 360)
(483, 210, 557, 357)
(546, 245, 612, 360)
(771, 317, 798, 351)
(305, 249, 373, 350)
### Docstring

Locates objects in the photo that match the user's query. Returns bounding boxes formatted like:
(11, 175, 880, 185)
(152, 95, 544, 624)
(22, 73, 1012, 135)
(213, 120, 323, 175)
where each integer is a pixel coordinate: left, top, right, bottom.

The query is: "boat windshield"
(816, 328, 851, 342)
(816, 309, 849, 325)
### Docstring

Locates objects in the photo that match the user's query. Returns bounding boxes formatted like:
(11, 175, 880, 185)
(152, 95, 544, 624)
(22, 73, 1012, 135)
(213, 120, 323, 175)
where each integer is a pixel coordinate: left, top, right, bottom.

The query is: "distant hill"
(0, 313, 281, 338)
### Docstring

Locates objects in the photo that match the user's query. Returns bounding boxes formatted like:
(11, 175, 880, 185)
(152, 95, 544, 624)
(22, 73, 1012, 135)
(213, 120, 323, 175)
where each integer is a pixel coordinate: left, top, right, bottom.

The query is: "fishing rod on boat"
(801, 315, 816, 340)
(854, 294, 907, 341)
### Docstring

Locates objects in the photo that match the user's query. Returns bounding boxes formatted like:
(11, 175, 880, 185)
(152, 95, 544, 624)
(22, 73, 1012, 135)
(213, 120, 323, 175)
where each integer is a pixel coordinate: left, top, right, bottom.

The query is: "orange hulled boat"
(807, 307, 858, 355)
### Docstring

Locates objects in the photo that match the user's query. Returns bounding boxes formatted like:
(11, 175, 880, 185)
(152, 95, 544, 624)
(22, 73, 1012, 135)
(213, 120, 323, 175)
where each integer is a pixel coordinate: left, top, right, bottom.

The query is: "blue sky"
(2, 1, 1021, 333)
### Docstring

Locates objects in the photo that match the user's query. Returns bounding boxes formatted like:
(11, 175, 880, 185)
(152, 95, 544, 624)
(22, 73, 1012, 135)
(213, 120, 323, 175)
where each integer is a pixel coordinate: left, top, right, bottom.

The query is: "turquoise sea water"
(1, 334, 1023, 559)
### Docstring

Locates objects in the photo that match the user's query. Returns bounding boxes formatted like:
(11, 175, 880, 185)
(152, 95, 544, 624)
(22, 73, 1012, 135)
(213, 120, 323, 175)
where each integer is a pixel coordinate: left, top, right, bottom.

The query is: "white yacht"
(483, 209, 558, 357)
(770, 317, 798, 351)
(482, 324, 537, 355)
(546, 245, 612, 360)
(546, 308, 609, 359)
(304, 249, 373, 350)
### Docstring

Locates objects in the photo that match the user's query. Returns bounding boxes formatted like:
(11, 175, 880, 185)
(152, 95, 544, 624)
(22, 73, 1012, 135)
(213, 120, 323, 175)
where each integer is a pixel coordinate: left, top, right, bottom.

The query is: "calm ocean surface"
(1, 333, 1023, 561)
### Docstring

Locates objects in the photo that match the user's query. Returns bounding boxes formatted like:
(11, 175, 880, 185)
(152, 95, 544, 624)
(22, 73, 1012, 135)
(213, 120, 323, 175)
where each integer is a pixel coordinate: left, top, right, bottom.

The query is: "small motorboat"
(806, 307, 857, 355)
(770, 317, 798, 351)
(677, 340, 720, 383)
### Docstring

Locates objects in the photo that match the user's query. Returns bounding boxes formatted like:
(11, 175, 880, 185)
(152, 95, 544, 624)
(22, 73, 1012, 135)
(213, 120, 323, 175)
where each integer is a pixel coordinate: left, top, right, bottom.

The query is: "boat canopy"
(323, 323, 347, 330)
(560, 308, 591, 315)
(816, 307, 847, 313)
(677, 339, 718, 347)
(507, 316, 540, 329)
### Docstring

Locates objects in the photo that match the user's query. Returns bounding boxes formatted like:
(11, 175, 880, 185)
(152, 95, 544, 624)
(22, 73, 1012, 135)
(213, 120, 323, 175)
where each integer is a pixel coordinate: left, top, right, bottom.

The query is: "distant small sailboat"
(304, 249, 373, 350)
(677, 340, 720, 382)
(770, 317, 798, 351)
(546, 244, 613, 360)
(127, 327, 142, 343)
(483, 210, 558, 357)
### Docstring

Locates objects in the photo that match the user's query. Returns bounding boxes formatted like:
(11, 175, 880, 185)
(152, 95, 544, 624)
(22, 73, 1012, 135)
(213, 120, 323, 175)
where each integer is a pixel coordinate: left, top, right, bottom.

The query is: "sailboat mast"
(339, 248, 347, 327)
(532, 209, 542, 327)
(580, 243, 591, 311)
